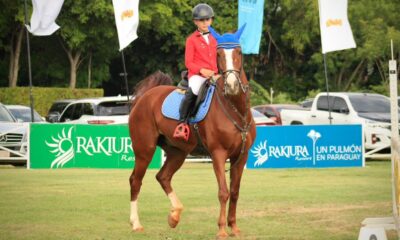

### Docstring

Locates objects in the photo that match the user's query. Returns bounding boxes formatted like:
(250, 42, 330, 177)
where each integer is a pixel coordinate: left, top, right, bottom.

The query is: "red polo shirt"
(185, 30, 218, 79)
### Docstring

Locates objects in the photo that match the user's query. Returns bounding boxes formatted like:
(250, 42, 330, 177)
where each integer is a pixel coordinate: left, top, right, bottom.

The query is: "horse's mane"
(131, 70, 173, 107)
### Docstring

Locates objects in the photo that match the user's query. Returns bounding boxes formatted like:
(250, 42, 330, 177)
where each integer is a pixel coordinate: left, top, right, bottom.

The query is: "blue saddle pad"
(162, 86, 215, 124)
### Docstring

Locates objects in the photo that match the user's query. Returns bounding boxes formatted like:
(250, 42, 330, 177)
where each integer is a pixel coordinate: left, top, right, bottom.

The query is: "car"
(56, 96, 132, 124)
(251, 108, 276, 126)
(299, 98, 314, 108)
(5, 105, 44, 122)
(46, 99, 76, 123)
(0, 103, 28, 164)
(252, 104, 303, 125)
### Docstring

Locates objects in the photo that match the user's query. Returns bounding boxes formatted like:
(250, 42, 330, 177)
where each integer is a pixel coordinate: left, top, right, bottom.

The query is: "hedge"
(0, 87, 103, 116)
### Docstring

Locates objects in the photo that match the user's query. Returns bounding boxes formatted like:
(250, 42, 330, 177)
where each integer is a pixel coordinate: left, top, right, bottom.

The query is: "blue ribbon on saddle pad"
(162, 86, 215, 124)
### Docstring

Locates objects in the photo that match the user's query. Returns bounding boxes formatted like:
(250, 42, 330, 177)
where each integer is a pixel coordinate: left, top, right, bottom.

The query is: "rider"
(173, 3, 218, 141)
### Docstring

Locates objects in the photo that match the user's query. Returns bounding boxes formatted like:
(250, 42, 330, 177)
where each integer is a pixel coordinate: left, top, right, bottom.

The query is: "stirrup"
(173, 123, 190, 141)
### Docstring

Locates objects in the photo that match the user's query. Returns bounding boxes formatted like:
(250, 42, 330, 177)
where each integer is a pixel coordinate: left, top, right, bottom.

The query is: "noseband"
(220, 69, 249, 95)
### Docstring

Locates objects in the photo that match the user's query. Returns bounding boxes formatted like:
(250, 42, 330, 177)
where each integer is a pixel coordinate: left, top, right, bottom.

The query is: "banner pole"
(120, 50, 130, 103)
(323, 53, 332, 124)
(23, 0, 35, 123)
(389, 39, 400, 237)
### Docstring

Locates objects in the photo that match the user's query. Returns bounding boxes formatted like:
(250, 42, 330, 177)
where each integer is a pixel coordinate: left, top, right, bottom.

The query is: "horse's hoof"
(168, 208, 182, 228)
(230, 226, 241, 237)
(130, 220, 144, 232)
(230, 229, 241, 237)
(132, 226, 144, 232)
(168, 212, 180, 228)
(216, 230, 229, 239)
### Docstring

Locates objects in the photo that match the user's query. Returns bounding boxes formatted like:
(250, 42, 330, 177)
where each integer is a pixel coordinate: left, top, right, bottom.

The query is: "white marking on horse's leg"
(130, 200, 143, 231)
(168, 191, 183, 210)
(167, 191, 183, 228)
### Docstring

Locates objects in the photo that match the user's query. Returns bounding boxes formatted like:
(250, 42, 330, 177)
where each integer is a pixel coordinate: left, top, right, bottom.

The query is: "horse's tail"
(131, 70, 173, 108)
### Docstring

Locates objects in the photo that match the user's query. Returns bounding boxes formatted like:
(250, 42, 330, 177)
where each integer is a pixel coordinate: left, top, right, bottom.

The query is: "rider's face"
(194, 18, 213, 33)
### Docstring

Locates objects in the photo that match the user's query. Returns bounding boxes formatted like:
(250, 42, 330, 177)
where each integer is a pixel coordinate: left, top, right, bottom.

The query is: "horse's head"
(209, 24, 247, 96)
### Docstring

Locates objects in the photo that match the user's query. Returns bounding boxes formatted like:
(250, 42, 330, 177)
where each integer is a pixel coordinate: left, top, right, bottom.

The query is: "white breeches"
(188, 75, 208, 95)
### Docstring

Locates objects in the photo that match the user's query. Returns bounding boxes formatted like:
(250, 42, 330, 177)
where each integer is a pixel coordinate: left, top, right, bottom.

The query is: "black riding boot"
(174, 88, 197, 141)
(179, 88, 197, 122)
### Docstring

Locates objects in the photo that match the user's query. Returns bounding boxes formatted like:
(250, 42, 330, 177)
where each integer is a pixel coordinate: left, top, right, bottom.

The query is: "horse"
(128, 26, 256, 238)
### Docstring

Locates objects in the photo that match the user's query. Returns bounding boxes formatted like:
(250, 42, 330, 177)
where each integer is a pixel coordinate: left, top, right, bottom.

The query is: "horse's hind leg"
(129, 146, 156, 232)
(155, 146, 186, 228)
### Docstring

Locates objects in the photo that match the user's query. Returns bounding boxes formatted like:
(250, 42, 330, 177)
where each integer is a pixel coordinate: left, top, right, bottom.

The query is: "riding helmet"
(192, 3, 214, 20)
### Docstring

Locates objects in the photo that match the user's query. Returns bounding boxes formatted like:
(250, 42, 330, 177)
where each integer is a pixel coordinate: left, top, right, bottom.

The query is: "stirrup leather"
(173, 123, 190, 141)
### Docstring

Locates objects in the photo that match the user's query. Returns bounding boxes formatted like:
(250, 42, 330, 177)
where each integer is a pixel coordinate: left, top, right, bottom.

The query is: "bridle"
(217, 46, 249, 95)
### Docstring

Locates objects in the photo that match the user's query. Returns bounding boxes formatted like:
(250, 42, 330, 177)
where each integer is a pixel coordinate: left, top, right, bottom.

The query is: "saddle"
(161, 71, 215, 124)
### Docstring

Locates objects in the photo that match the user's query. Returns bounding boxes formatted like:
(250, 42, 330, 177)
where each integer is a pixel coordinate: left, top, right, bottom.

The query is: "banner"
(29, 124, 162, 169)
(26, 0, 64, 36)
(247, 125, 364, 169)
(238, 0, 265, 54)
(318, 0, 356, 53)
(113, 0, 139, 51)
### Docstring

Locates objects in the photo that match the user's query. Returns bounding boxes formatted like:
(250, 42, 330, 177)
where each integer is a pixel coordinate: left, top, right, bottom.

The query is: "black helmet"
(192, 3, 214, 20)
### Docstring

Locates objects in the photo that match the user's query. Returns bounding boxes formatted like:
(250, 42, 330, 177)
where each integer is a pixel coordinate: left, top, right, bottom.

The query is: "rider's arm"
(185, 37, 203, 75)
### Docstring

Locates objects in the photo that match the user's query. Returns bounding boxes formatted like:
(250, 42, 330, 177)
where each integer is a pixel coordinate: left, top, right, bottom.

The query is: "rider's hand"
(200, 68, 215, 78)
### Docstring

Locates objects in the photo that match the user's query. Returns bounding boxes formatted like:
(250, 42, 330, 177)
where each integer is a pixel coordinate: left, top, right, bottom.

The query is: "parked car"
(0, 103, 28, 164)
(252, 104, 303, 125)
(299, 98, 314, 108)
(280, 92, 398, 153)
(5, 105, 44, 122)
(46, 99, 75, 123)
(56, 96, 131, 124)
(251, 109, 276, 126)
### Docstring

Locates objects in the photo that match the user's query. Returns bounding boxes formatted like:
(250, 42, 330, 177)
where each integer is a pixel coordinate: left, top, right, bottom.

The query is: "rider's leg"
(173, 75, 207, 141)
(178, 88, 197, 122)
(179, 75, 208, 122)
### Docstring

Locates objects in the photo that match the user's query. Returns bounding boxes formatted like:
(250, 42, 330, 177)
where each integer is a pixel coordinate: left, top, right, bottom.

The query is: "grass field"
(0, 161, 396, 240)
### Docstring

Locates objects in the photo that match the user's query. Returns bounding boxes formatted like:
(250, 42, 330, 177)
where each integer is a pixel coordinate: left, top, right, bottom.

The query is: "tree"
(0, 1, 25, 87)
(57, 0, 116, 88)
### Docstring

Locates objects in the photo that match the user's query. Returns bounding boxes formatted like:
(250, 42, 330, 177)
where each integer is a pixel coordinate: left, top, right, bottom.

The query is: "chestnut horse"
(128, 32, 256, 238)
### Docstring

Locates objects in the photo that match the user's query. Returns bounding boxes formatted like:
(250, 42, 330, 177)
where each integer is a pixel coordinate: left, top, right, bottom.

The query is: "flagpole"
(323, 53, 332, 124)
(120, 50, 130, 103)
(23, 0, 35, 122)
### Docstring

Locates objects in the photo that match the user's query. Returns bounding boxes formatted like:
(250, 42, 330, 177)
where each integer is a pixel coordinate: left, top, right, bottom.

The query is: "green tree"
(0, 1, 25, 87)
(57, 0, 116, 88)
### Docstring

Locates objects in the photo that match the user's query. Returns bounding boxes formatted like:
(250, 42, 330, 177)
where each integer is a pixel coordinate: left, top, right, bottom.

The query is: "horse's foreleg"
(227, 154, 247, 237)
(156, 147, 186, 228)
(211, 152, 230, 238)
(129, 148, 155, 232)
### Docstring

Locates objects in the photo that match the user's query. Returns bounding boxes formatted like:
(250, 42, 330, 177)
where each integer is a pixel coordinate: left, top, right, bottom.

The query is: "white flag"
(113, 0, 139, 51)
(318, 0, 356, 53)
(26, 0, 64, 36)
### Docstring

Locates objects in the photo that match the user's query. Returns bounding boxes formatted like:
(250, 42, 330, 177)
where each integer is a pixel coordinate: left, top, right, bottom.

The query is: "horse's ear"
(208, 26, 221, 40)
(235, 23, 247, 40)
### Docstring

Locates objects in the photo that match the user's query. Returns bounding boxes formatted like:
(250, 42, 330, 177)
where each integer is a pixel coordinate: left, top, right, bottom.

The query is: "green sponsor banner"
(30, 124, 162, 169)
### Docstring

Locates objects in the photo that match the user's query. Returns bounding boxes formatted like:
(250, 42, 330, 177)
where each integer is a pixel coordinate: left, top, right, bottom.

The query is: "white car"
(57, 96, 132, 124)
(5, 105, 44, 122)
(0, 103, 28, 164)
(280, 92, 398, 154)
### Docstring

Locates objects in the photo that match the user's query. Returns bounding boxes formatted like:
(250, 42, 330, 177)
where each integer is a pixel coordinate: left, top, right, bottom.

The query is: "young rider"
(173, 3, 218, 141)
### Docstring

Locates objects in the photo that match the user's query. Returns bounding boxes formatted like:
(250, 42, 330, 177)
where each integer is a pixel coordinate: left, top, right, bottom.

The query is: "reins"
(193, 46, 253, 172)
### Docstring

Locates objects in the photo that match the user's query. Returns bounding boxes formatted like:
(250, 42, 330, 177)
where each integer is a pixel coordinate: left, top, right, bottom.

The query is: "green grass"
(0, 161, 396, 240)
